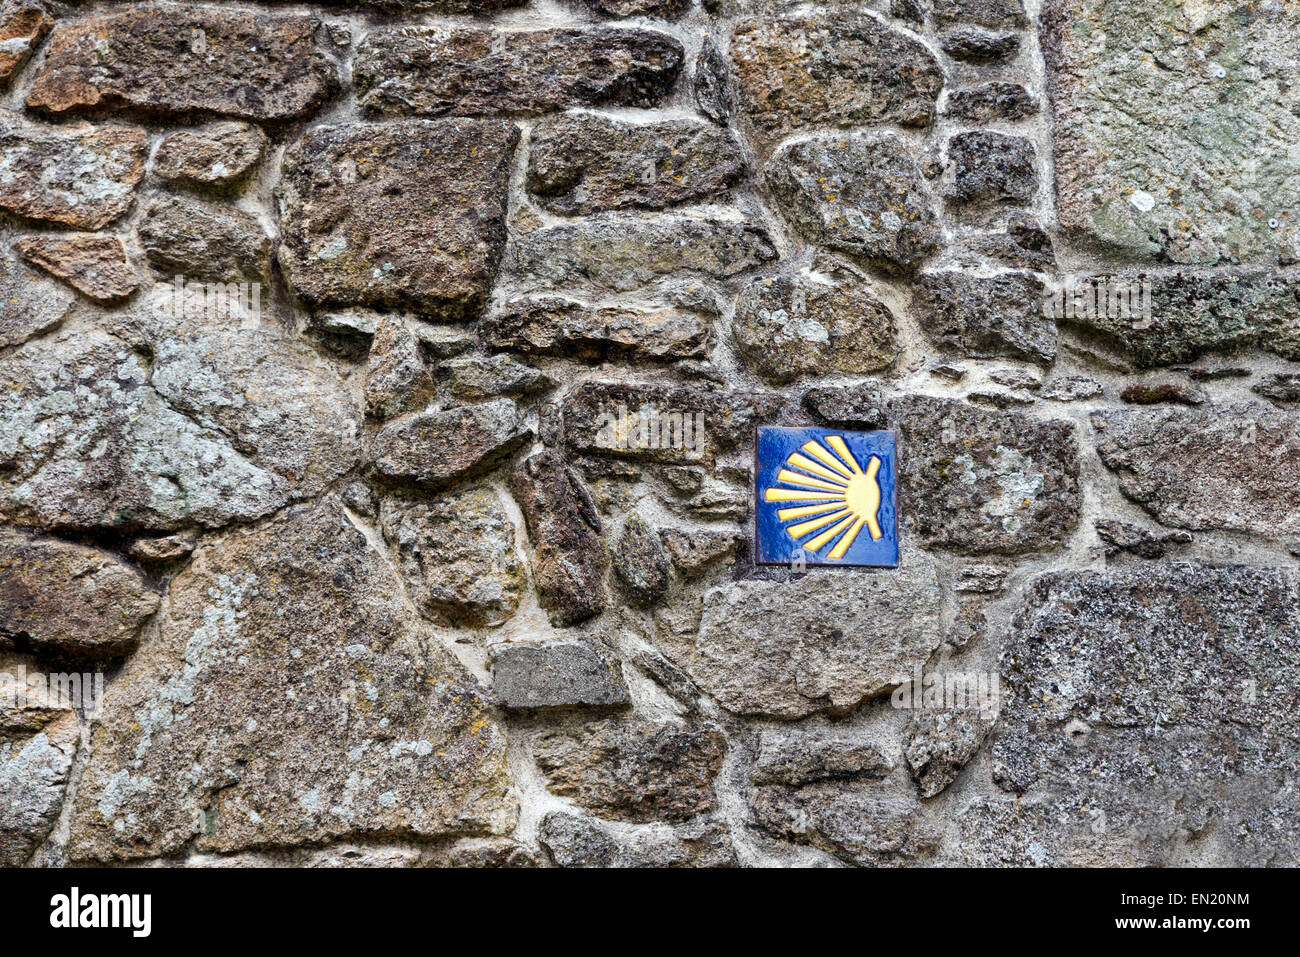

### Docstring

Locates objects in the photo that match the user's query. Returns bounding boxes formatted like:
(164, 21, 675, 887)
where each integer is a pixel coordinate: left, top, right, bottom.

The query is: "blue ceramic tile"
(755, 426, 899, 568)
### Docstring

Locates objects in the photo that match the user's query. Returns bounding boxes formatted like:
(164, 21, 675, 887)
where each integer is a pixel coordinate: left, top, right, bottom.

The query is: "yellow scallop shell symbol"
(762, 436, 883, 560)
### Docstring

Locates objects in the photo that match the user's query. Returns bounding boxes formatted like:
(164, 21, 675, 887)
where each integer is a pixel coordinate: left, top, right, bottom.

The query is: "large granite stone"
(67, 498, 517, 861)
(279, 119, 517, 320)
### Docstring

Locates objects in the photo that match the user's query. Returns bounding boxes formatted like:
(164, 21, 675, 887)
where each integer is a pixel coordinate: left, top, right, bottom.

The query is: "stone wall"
(1, 0, 1297, 868)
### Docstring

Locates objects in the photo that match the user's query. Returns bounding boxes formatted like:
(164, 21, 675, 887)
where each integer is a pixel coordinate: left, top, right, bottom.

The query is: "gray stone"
(1094, 519, 1191, 559)
(1040, 374, 1102, 402)
(970, 213, 1056, 270)
(889, 396, 1082, 554)
(66, 498, 517, 861)
(753, 731, 894, 786)
(139, 196, 270, 284)
(491, 640, 630, 711)
(534, 719, 726, 823)
(941, 29, 1021, 63)
(562, 381, 783, 467)
(485, 297, 709, 363)
(1063, 272, 1300, 368)
(153, 122, 268, 190)
(441, 355, 554, 403)
(612, 515, 670, 607)
(511, 450, 607, 627)
(729, 15, 943, 150)
(512, 214, 776, 294)
(943, 131, 1038, 207)
(0, 529, 158, 660)
(943, 82, 1038, 123)
(750, 785, 938, 866)
(1254, 372, 1300, 404)
(904, 708, 996, 798)
(576, 0, 690, 17)
(0, 115, 146, 229)
(127, 534, 197, 566)
(0, 304, 359, 532)
(933, 0, 1026, 28)
(693, 39, 737, 125)
(379, 488, 524, 628)
(803, 385, 888, 429)
(0, 680, 78, 867)
(912, 271, 1056, 364)
(365, 318, 434, 421)
(1119, 380, 1207, 406)
(1044, 0, 1300, 264)
(27, 8, 339, 122)
(527, 114, 745, 215)
(732, 271, 900, 384)
(765, 133, 942, 275)
(279, 119, 518, 320)
(1092, 403, 1300, 536)
(0, 252, 74, 349)
(659, 552, 944, 719)
(659, 528, 745, 575)
(374, 399, 530, 489)
(355, 27, 683, 117)
(993, 563, 1300, 865)
(538, 811, 735, 867)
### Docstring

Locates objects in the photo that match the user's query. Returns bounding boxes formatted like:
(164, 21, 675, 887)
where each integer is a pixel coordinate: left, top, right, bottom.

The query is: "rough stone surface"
(943, 131, 1038, 207)
(355, 27, 684, 117)
(1063, 271, 1300, 368)
(1044, 0, 1300, 264)
(527, 114, 745, 215)
(379, 488, 523, 628)
(732, 270, 899, 383)
(753, 731, 894, 786)
(612, 514, 670, 607)
(729, 15, 943, 150)
(1254, 373, 1300, 405)
(1094, 518, 1191, 560)
(658, 553, 944, 719)
(943, 82, 1038, 123)
(67, 499, 516, 861)
(913, 271, 1055, 364)
(659, 528, 744, 575)
(491, 640, 630, 711)
(153, 122, 268, 190)
(538, 811, 735, 867)
(933, 0, 1027, 28)
(904, 708, 996, 798)
(511, 450, 607, 626)
(534, 719, 725, 823)
(279, 120, 518, 319)
(1093, 403, 1300, 536)
(0, 252, 75, 348)
(0, 312, 359, 532)
(766, 133, 942, 275)
(693, 38, 736, 125)
(802, 384, 887, 429)
(27, 9, 339, 121)
(0, 680, 78, 867)
(0, 5, 49, 90)
(513, 214, 776, 294)
(994, 564, 1300, 864)
(485, 298, 709, 363)
(441, 355, 553, 403)
(139, 196, 269, 283)
(941, 29, 1021, 63)
(0, 529, 158, 660)
(750, 785, 938, 866)
(0, 115, 146, 229)
(365, 318, 434, 420)
(889, 396, 1081, 554)
(373, 399, 530, 489)
(13, 235, 138, 303)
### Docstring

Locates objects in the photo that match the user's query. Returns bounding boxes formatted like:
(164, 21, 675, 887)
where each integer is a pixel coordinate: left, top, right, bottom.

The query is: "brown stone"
(0, 5, 49, 90)
(27, 8, 339, 121)
(13, 235, 138, 304)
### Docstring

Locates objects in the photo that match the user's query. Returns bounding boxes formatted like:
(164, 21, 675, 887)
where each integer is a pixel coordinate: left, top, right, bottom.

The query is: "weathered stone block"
(491, 640, 630, 711)
(279, 119, 517, 319)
